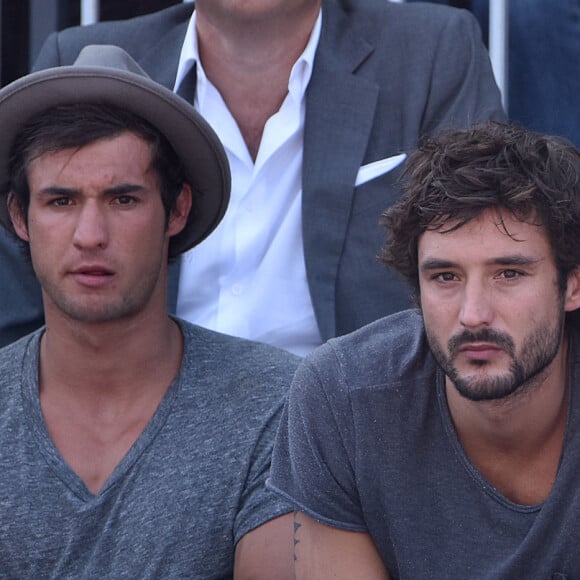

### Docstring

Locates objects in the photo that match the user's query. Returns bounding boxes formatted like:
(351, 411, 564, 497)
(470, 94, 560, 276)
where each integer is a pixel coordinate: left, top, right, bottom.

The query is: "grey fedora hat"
(0, 44, 230, 256)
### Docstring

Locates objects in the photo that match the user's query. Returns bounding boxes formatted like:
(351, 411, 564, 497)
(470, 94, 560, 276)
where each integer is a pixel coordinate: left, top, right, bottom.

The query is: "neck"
(195, 2, 320, 159)
(39, 308, 182, 405)
(195, 2, 321, 63)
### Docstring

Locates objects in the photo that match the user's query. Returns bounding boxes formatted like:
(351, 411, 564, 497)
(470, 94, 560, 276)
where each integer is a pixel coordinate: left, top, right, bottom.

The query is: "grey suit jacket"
(0, 0, 504, 346)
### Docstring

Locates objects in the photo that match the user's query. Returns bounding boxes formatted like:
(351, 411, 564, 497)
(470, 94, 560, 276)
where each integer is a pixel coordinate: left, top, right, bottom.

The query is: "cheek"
(419, 288, 454, 318)
(419, 300, 442, 334)
(125, 218, 169, 258)
(26, 220, 57, 250)
(32, 218, 75, 252)
(420, 294, 457, 344)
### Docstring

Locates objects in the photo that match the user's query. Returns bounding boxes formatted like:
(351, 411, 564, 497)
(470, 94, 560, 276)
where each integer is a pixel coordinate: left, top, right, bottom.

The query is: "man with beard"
(268, 122, 580, 578)
(0, 45, 297, 577)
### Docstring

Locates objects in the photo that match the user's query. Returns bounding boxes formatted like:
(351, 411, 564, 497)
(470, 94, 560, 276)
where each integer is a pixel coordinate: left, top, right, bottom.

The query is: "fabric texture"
(0, 0, 505, 348)
(0, 319, 298, 578)
(269, 310, 580, 578)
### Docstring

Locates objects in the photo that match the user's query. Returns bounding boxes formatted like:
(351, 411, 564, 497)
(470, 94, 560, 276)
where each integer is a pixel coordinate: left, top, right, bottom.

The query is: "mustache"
(448, 328, 515, 357)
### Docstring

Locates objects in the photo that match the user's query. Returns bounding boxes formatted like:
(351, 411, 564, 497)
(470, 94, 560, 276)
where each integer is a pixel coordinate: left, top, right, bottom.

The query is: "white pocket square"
(355, 153, 407, 187)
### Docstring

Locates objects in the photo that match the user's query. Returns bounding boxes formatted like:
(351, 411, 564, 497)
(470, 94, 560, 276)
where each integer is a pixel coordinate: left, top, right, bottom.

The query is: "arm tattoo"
(293, 510, 302, 562)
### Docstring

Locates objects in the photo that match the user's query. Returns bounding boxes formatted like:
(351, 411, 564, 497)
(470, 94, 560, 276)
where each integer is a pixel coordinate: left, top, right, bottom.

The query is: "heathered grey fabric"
(0, 319, 298, 579)
(269, 309, 580, 579)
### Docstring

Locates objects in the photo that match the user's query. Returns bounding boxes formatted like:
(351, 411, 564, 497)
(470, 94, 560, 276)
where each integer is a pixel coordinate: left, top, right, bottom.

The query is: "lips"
(70, 265, 115, 287)
(459, 343, 502, 352)
(449, 329, 515, 359)
(458, 343, 504, 361)
(72, 265, 114, 275)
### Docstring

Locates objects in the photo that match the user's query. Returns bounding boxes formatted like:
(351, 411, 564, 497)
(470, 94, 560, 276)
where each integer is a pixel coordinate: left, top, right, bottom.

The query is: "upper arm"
(293, 511, 391, 580)
(269, 356, 364, 527)
(233, 512, 294, 580)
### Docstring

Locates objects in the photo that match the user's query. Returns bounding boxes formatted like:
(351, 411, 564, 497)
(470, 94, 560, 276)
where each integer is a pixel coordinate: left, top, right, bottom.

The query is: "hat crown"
(73, 45, 149, 78)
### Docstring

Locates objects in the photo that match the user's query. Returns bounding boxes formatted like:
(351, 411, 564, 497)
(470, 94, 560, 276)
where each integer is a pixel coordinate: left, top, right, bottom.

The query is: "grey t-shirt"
(269, 309, 580, 579)
(0, 319, 299, 579)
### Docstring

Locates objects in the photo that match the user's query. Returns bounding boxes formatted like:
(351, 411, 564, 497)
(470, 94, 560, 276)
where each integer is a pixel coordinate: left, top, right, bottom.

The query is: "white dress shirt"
(174, 10, 323, 357)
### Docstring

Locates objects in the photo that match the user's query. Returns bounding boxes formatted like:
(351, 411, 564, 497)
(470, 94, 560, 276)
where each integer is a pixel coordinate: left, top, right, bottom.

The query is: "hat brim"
(0, 65, 230, 256)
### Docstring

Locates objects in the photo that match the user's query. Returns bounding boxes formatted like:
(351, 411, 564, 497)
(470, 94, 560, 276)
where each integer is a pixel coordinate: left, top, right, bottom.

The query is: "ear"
(564, 267, 580, 313)
(7, 193, 29, 242)
(167, 182, 193, 237)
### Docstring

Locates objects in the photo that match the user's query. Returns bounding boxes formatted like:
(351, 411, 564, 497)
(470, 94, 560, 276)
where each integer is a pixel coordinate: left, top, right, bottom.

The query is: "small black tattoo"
(293, 511, 302, 563)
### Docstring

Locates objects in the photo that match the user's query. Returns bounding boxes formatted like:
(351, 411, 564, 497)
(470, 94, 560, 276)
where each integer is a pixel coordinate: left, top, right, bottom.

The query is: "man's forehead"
(28, 131, 154, 168)
(26, 132, 157, 190)
(418, 208, 551, 258)
(425, 207, 543, 238)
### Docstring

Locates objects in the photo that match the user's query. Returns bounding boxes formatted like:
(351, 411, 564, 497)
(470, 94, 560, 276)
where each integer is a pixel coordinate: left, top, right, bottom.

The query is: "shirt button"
(231, 284, 243, 296)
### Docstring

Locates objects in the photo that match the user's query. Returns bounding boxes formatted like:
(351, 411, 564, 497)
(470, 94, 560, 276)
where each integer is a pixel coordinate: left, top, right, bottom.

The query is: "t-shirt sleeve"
(268, 345, 367, 532)
(233, 391, 294, 545)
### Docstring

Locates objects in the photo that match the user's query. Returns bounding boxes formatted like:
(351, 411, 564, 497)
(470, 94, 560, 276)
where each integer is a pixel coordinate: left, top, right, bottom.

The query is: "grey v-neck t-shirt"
(0, 319, 298, 578)
(269, 309, 580, 578)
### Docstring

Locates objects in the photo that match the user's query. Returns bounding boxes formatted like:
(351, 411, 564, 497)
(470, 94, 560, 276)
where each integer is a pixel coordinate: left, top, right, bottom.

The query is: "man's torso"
(270, 311, 580, 578)
(0, 320, 297, 578)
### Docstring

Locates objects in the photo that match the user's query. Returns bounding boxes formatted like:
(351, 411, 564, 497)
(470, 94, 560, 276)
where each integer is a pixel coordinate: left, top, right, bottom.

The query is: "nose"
(72, 201, 109, 250)
(459, 279, 494, 329)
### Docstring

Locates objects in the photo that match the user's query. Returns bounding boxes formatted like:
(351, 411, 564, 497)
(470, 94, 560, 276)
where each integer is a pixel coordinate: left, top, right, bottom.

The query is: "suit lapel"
(139, 18, 190, 89)
(303, 0, 378, 340)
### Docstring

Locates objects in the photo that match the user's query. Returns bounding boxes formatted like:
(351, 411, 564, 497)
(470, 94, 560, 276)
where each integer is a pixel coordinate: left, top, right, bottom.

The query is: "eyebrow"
(37, 184, 146, 197)
(419, 255, 543, 272)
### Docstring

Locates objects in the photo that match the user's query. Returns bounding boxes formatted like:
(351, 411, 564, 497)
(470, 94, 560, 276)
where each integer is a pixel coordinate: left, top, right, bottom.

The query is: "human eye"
(432, 271, 458, 283)
(49, 197, 73, 207)
(498, 269, 524, 280)
(112, 195, 139, 206)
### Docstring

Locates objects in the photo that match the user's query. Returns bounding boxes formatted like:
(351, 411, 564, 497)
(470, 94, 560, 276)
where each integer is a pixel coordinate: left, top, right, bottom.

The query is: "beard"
(426, 313, 565, 402)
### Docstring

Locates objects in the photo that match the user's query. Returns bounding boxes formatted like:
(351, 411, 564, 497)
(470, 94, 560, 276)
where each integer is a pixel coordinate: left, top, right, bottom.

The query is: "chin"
(450, 370, 522, 402)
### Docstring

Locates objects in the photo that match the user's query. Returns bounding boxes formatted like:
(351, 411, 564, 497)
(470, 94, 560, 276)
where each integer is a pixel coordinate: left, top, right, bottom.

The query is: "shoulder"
(322, 0, 486, 78)
(63, 3, 192, 40)
(0, 328, 40, 359)
(178, 319, 300, 370)
(317, 0, 503, 132)
(0, 329, 41, 384)
(302, 309, 436, 393)
(33, 3, 194, 69)
(177, 319, 301, 400)
(330, 0, 480, 38)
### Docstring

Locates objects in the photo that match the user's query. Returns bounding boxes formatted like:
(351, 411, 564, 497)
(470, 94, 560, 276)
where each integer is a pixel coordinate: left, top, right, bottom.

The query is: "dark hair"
(380, 122, 580, 295)
(7, 103, 189, 260)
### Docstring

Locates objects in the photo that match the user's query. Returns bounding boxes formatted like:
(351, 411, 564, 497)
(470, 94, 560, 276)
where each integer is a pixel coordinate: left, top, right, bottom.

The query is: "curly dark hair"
(380, 122, 580, 296)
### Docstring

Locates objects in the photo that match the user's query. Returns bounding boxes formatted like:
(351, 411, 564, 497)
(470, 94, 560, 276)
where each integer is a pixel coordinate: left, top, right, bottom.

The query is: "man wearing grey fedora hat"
(0, 45, 297, 578)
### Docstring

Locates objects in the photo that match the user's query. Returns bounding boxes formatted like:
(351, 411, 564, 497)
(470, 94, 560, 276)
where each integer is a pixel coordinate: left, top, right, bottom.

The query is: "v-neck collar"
(21, 330, 182, 502)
